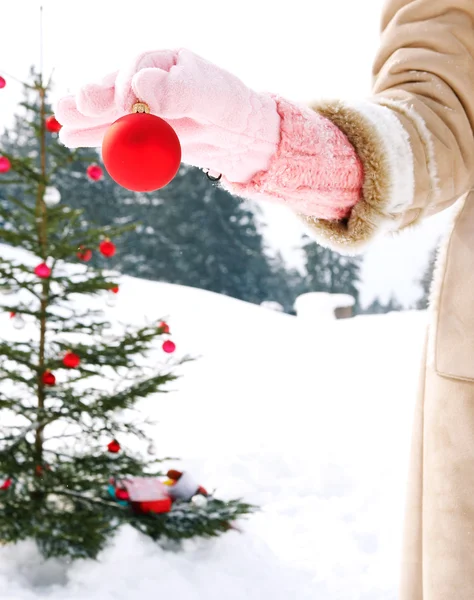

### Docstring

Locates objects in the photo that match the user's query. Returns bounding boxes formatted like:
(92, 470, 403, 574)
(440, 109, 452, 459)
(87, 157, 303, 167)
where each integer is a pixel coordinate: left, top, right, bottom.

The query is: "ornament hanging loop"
(132, 102, 151, 114)
(204, 168, 222, 183)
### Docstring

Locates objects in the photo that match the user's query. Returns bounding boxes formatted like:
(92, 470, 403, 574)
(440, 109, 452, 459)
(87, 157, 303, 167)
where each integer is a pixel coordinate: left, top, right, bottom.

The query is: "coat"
(301, 1, 474, 598)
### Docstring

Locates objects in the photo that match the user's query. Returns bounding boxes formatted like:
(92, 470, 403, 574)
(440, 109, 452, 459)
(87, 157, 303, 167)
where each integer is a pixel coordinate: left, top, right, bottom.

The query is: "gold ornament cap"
(132, 102, 150, 114)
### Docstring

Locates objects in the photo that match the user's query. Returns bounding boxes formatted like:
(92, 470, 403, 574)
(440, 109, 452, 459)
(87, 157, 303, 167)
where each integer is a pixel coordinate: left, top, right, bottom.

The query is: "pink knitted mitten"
(55, 49, 362, 220)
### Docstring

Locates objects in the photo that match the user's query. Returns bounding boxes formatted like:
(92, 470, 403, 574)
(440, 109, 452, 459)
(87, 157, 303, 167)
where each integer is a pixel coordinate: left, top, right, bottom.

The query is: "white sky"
(0, 0, 450, 306)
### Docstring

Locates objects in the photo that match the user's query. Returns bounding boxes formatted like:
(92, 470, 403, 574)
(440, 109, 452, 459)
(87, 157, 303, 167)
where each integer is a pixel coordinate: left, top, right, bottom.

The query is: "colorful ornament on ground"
(87, 164, 103, 181)
(0, 478, 12, 491)
(158, 321, 170, 334)
(99, 239, 116, 258)
(0, 156, 11, 173)
(165, 470, 208, 501)
(42, 371, 56, 386)
(0, 76, 6, 89)
(162, 340, 176, 354)
(43, 186, 61, 207)
(34, 263, 51, 278)
(77, 246, 93, 262)
(63, 351, 80, 368)
(107, 439, 121, 453)
(45, 115, 62, 133)
(101, 102, 181, 192)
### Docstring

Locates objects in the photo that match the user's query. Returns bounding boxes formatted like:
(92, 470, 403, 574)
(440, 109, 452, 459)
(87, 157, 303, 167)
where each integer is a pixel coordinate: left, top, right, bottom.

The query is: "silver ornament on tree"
(10, 313, 25, 329)
(105, 292, 117, 307)
(43, 186, 61, 207)
(191, 494, 208, 508)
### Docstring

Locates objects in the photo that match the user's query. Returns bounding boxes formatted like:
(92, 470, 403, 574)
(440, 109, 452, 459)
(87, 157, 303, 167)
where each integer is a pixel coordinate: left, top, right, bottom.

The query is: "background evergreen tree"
(416, 246, 438, 309)
(0, 69, 252, 560)
(299, 235, 362, 309)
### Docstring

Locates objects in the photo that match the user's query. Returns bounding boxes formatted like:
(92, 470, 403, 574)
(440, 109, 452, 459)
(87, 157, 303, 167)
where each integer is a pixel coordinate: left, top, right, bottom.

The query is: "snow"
(0, 246, 429, 599)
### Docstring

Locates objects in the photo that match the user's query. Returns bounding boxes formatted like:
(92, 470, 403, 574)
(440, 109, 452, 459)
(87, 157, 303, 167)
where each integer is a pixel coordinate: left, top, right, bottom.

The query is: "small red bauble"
(42, 371, 56, 386)
(158, 321, 170, 334)
(107, 439, 121, 453)
(111, 286, 119, 294)
(0, 156, 11, 173)
(0, 478, 12, 490)
(0, 76, 6, 89)
(34, 263, 51, 278)
(102, 111, 181, 192)
(63, 351, 80, 368)
(87, 164, 103, 181)
(116, 488, 130, 501)
(99, 239, 116, 258)
(77, 246, 93, 261)
(46, 116, 62, 133)
(162, 340, 176, 354)
(9, 312, 15, 319)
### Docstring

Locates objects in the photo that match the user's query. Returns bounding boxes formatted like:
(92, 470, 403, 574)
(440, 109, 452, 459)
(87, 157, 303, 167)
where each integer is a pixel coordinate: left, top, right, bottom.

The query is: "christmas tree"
(0, 69, 253, 560)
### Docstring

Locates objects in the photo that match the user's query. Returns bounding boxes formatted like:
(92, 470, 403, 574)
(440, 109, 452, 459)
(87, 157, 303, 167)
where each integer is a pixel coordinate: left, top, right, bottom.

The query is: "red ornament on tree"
(162, 340, 176, 354)
(107, 439, 121, 453)
(0, 156, 11, 173)
(34, 263, 51, 278)
(45, 116, 62, 133)
(158, 321, 170, 334)
(9, 312, 16, 319)
(77, 246, 93, 261)
(111, 286, 119, 294)
(0, 76, 6, 89)
(42, 371, 56, 386)
(63, 351, 80, 368)
(0, 478, 12, 491)
(101, 103, 181, 192)
(87, 164, 103, 181)
(99, 239, 116, 258)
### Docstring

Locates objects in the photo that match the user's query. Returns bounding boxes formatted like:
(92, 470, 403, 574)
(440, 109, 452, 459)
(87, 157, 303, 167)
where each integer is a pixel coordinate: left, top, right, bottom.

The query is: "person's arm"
(302, 0, 474, 252)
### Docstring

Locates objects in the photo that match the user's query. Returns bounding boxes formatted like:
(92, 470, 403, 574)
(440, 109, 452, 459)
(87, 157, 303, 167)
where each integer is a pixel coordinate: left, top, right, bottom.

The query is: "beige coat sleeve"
(304, 0, 474, 252)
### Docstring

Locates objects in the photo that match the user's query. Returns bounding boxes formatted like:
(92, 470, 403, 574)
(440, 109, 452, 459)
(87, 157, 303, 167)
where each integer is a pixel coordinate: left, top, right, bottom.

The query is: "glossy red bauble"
(99, 239, 116, 258)
(63, 351, 80, 368)
(46, 116, 62, 133)
(34, 263, 51, 278)
(0, 156, 11, 173)
(0, 76, 6, 89)
(77, 246, 93, 262)
(87, 164, 103, 181)
(0, 478, 12, 491)
(107, 439, 121, 453)
(162, 340, 176, 354)
(42, 371, 56, 386)
(111, 286, 119, 294)
(102, 112, 181, 192)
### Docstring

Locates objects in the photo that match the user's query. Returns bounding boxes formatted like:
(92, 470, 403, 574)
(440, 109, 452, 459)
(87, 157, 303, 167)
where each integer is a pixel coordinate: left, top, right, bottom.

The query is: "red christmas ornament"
(63, 351, 80, 368)
(34, 263, 51, 278)
(115, 488, 130, 501)
(111, 286, 119, 294)
(87, 164, 103, 181)
(42, 371, 56, 386)
(107, 439, 121, 453)
(162, 340, 176, 354)
(46, 115, 62, 133)
(102, 106, 181, 192)
(0, 156, 11, 173)
(77, 246, 93, 261)
(99, 239, 116, 258)
(9, 312, 15, 319)
(0, 478, 12, 491)
(0, 76, 6, 89)
(158, 321, 170, 334)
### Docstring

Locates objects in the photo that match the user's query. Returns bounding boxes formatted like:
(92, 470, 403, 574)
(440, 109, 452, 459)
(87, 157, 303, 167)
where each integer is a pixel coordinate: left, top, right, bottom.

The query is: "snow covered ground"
(0, 254, 428, 600)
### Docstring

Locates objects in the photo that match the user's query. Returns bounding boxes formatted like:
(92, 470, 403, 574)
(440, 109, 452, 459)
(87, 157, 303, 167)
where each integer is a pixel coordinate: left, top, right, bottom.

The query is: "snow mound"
(0, 245, 428, 599)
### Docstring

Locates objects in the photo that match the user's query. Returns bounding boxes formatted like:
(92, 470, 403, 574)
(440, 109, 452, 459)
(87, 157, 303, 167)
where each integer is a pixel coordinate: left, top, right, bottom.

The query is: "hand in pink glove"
(56, 49, 363, 220)
(55, 49, 280, 185)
